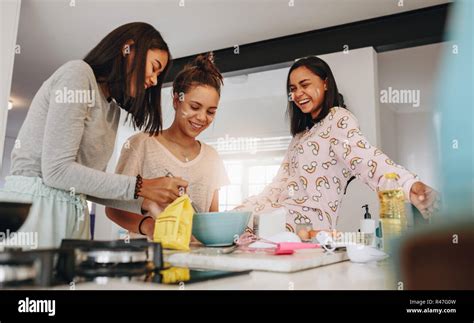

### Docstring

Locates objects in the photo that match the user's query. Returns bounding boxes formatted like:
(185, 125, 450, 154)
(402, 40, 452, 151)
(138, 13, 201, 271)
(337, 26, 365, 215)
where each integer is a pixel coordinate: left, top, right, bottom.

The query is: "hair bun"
(194, 52, 215, 71)
(173, 52, 223, 96)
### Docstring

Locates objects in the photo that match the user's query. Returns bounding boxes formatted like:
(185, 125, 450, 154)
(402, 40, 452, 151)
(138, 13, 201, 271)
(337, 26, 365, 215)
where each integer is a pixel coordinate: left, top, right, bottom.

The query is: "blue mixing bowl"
(192, 211, 251, 246)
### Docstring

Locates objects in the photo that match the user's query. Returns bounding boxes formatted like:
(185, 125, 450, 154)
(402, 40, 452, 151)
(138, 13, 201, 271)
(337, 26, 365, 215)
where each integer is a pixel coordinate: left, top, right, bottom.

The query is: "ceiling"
(7, 0, 450, 138)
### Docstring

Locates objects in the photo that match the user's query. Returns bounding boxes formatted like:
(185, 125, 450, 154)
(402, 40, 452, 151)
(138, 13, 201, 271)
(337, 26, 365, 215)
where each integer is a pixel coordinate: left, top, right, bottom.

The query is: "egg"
(297, 229, 310, 240)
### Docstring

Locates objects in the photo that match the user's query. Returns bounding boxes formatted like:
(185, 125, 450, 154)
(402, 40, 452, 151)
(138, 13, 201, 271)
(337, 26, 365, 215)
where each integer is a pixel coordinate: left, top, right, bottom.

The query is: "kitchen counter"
(50, 259, 396, 290)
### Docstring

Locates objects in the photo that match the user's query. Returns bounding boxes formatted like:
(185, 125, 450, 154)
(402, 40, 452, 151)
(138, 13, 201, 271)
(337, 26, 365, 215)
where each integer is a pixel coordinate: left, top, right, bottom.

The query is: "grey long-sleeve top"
(10, 60, 142, 213)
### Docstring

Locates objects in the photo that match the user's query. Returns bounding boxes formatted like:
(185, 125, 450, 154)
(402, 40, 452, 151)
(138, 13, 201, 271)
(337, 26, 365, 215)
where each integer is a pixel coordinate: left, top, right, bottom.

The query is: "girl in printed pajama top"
(235, 56, 438, 233)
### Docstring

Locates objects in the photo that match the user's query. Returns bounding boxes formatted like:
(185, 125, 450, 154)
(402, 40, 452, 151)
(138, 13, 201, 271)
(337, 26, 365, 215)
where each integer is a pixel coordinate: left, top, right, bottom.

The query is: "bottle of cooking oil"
(377, 173, 407, 253)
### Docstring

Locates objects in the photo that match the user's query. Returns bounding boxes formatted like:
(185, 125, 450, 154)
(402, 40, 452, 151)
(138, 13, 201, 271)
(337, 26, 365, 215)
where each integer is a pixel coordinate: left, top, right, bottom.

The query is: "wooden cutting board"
(164, 248, 349, 273)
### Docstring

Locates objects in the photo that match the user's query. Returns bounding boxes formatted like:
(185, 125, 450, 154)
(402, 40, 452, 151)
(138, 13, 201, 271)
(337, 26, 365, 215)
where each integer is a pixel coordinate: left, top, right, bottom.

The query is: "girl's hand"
(190, 235, 202, 245)
(140, 177, 188, 208)
(141, 198, 161, 217)
(141, 216, 155, 240)
(409, 181, 440, 219)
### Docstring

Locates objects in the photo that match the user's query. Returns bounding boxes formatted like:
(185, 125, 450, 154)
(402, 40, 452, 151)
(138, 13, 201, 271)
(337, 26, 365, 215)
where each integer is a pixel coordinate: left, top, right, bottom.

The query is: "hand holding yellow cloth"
(153, 194, 194, 251)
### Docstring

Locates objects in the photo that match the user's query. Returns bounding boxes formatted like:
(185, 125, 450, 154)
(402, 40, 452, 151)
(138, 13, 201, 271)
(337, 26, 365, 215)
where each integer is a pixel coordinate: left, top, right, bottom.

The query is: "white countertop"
(164, 247, 350, 273)
(51, 259, 396, 290)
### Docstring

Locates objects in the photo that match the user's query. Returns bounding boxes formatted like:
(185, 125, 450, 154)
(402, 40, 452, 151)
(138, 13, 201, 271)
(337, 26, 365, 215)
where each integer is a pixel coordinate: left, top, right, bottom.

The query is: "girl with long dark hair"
(0, 22, 187, 248)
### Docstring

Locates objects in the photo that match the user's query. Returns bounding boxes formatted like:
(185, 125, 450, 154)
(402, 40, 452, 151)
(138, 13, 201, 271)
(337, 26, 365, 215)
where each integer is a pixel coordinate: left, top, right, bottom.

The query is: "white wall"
(378, 43, 445, 189)
(0, 0, 21, 184)
(378, 101, 398, 160)
(1, 137, 16, 184)
(395, 112, 438, 187)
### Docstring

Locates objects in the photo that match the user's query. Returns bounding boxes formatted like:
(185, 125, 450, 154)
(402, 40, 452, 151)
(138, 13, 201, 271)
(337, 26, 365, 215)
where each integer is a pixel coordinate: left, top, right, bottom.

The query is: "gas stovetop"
(60, 239, 163, 280)
(0, 239, 161, 287)
(0, 239, 250, 288)
(0, 247, 74, 287)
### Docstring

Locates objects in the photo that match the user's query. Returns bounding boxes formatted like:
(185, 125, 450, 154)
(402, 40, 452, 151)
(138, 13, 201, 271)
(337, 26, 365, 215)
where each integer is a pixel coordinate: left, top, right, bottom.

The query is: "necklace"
(162, 132, 198, 163)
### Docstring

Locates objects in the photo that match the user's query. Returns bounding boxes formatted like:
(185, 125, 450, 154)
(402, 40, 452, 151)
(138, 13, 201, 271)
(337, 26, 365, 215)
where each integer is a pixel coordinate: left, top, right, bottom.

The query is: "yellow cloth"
(153, 194, 194, 250)
(160, 267, 190, 284)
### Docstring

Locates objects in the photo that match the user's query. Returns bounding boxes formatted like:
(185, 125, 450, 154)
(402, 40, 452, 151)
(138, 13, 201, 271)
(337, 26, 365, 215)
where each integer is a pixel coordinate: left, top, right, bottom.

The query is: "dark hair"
(172, 52, 223, 97)
(286, 56, 346, 136)
(84, 22, 171, 136)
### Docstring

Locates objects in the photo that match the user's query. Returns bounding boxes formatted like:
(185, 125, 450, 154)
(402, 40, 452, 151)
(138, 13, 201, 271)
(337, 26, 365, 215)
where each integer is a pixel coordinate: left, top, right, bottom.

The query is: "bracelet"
(138, 216, 153, 236)
(134, 174, 143, 199)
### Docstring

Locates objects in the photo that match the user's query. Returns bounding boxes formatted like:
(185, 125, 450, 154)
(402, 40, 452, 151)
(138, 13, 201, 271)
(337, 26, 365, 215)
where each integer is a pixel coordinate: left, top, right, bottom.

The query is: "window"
(248, 164, 280, 196)
(219, 157, 284, 211)
(219, 161, 243, 211)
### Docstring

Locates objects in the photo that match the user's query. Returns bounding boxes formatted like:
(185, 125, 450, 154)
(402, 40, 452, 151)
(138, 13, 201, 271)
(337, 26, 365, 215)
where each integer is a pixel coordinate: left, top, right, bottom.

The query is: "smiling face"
(289, 66, 327, 119)
(173, 85, 220, 138)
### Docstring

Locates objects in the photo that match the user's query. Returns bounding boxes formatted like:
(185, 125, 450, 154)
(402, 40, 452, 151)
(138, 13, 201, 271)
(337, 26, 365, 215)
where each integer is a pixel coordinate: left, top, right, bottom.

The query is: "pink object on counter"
(275, 242, 321, 255)
(235, 232, 321, 255)
(273, 248, 295, 255)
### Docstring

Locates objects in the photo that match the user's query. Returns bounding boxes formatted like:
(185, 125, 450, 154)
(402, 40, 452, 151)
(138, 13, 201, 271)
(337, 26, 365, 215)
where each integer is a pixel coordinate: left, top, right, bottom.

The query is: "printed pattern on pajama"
(235, 107, 419, 233)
